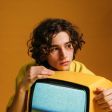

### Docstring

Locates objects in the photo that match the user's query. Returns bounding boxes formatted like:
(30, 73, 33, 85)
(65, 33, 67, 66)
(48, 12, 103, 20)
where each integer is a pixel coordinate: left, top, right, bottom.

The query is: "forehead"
(51, 32, 70, 45)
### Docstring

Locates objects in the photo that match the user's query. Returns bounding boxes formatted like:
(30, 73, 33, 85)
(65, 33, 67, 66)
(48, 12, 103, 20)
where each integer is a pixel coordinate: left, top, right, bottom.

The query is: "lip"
(59, 61, 70, 66)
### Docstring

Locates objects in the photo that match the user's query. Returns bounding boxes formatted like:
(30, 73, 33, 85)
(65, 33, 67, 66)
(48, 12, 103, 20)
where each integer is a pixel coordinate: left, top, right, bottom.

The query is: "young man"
(7, 18, 112, 112)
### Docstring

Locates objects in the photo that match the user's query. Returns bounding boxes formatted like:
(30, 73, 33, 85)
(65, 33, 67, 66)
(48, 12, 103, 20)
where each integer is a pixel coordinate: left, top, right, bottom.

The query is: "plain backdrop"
(0, 0, 112, 111)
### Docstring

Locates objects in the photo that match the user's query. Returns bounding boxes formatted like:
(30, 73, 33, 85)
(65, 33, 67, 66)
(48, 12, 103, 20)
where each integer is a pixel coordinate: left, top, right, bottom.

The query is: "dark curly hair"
(27, 18, 85, 65)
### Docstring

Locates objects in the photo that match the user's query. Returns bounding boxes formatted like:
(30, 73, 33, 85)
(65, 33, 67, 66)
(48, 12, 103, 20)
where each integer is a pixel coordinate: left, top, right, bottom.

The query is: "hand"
(19, 66, 55, 92)
(94, 87, 112, 112)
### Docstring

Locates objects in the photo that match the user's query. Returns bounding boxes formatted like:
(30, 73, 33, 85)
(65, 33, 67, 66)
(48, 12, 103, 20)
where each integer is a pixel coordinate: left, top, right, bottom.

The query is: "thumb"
(93, 87, 105, 94)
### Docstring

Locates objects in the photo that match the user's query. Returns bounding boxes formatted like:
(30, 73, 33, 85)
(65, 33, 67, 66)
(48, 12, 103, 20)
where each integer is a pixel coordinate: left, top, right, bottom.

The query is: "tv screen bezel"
(29, 78, 90, 112)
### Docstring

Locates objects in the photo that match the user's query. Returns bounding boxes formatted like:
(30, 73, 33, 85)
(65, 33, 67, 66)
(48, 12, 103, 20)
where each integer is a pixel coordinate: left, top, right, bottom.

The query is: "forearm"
(7, 65, 54, 112)
(7, 86, 27, 112)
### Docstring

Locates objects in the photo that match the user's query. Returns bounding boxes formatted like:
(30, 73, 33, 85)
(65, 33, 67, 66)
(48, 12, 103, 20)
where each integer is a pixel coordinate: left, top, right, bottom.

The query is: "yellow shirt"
(7, 60, 95, 111)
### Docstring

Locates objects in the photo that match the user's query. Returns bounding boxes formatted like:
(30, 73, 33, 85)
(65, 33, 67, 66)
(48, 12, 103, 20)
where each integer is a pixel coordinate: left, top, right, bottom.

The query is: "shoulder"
(69, 60, 86, 71)
(69, 60, 95, 75)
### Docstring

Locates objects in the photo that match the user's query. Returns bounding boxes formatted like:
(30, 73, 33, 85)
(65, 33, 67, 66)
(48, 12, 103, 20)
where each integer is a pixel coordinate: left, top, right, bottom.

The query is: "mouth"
(59, 61, 70, 66)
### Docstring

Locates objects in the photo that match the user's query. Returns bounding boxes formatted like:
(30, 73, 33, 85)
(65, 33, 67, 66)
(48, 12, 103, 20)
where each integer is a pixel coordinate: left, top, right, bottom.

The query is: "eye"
(66, 43, 73, 49)
(50, 47, 59, 53)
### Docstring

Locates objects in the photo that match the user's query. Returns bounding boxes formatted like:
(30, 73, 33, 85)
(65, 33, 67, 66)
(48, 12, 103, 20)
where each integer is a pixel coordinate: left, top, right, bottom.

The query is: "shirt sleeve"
(79, 63, 95, 75)
(6, 64, 27, 110)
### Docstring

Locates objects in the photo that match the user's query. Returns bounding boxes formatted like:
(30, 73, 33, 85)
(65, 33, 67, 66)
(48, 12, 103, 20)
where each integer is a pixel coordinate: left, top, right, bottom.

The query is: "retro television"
(28, 71, 112, 112)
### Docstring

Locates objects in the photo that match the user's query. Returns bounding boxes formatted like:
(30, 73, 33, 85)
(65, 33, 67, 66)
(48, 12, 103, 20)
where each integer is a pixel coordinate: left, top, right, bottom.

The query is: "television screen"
(29, 79, 89, 112)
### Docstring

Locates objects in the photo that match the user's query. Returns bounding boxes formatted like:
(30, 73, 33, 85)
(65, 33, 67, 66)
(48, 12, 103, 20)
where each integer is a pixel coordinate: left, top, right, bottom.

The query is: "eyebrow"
(51, 41, 72, 47)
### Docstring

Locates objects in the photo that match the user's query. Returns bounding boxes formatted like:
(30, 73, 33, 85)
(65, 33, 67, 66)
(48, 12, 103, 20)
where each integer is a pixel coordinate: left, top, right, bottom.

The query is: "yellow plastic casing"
(47, 71, 112, 112)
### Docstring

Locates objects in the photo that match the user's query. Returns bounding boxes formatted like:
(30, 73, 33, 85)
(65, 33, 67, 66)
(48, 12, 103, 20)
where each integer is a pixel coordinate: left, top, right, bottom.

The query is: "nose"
(59, 47, 67, 59)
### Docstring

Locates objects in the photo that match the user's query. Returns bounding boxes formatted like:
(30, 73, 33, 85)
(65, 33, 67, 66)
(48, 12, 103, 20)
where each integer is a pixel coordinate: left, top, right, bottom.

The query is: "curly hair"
(27, 18, 85, 65)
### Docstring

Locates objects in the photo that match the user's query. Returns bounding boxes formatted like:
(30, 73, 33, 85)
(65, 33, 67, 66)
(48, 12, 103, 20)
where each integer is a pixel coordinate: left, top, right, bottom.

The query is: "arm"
(7, 65, 55, 112)
(7, 86, 27, 112)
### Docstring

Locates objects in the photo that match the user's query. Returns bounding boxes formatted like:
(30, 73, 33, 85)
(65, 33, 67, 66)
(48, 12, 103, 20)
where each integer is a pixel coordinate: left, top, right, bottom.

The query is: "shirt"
(7, 60, 95, 111)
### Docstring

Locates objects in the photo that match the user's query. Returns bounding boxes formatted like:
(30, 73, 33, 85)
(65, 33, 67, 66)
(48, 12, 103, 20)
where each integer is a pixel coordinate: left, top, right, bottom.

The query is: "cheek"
(47, 54, 58, 63)
(68, 50, 74, 57)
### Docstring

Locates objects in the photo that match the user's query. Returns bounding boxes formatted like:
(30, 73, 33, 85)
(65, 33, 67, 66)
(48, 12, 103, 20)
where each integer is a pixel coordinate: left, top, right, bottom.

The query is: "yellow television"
(28, 71, 112, 112)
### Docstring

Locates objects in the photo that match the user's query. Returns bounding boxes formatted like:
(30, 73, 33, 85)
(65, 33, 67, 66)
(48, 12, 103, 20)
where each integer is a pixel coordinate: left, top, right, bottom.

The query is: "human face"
(47, 31, 74, 71)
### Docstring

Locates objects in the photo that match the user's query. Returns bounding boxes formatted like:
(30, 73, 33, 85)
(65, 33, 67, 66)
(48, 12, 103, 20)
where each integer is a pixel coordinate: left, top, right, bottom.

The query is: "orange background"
(0, 0, 112, 111)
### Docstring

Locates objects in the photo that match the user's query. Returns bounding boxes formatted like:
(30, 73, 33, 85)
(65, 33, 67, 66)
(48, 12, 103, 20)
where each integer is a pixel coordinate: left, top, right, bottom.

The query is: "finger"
(47, 69, 55, 75)
(105, 99, 112, 107)
(96, 98, 106, 105)
(104, 94, 112, 102)
(41, 69, 55, 75)
(95, 100, 112, 110)
(94, 93, 104, 100)
(104, 106, 112, 112)
(37, 74, 48, 79)
(94, 87, 105, 94)
(95, 95, 112, 111)
(94, 89, 112, 100)
(95, 93, 112, 102)
(103, 89, 112, 96)
(98, 103, 109, 109)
